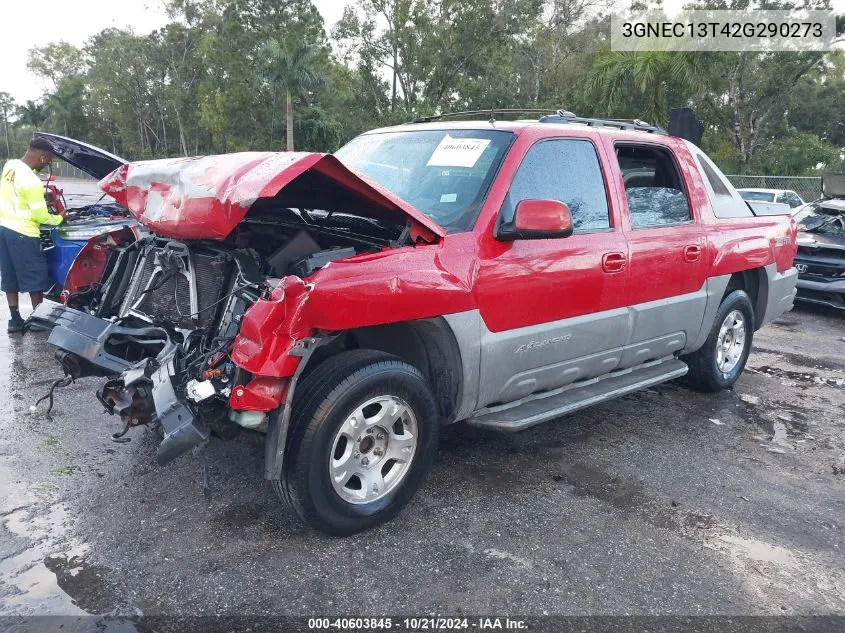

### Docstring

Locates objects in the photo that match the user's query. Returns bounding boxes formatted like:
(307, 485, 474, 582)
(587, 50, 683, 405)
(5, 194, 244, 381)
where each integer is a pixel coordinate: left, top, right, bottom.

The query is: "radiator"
(120, 243, 233, 330)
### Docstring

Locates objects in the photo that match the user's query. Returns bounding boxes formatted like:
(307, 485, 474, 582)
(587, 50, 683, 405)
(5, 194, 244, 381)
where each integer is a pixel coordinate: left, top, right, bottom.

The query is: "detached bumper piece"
(99, 354, 209, 465)
(26, 300, 209, 465)
(26, 300, 166, 377)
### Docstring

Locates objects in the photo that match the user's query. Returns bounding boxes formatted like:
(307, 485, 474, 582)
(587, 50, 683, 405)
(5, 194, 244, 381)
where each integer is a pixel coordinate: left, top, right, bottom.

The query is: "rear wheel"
(683, 290, 755, 392)
(275, 350, 438, 535)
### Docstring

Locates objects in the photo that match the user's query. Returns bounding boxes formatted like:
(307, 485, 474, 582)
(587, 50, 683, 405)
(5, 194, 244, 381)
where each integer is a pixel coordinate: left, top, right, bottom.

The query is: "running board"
(467, 358, 688, 432)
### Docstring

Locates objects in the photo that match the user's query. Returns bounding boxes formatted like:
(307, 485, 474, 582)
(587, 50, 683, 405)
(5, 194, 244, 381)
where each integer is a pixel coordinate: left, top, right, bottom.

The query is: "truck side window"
(616, 144, 691, 228)
(697, 157, 732, 198)
(502, 139, 611, 232)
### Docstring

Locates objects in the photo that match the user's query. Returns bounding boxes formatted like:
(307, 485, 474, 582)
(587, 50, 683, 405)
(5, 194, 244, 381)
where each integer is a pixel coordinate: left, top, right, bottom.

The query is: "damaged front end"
(794, 197, 845, 310)
(29, 237, 263, 464)
(28, 150, 444, 466)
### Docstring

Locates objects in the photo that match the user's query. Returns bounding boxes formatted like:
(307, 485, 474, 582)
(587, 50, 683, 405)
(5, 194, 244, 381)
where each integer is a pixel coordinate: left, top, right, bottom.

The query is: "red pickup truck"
(29, 112, 798, 535)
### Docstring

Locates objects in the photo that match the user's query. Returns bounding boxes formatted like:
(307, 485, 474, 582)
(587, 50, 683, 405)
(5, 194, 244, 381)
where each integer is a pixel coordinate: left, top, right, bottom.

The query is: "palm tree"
(47, 90, 77, 137)
(16, 100, 50, 129)
(588, 51, 705, 126)
(261, 39, 327, 151)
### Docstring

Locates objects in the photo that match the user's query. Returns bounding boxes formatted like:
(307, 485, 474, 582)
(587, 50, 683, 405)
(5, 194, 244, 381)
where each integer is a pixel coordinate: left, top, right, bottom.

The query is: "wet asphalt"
(1, 303, 843, 621)
(0, 184, 843, 621)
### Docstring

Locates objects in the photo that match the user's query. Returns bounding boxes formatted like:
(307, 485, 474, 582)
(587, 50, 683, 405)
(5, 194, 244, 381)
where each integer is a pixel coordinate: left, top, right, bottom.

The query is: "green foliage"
(262, 39, 328, 150)
(47, 77, 86, 137)
(587, 50, 706, 125)
(26, 41, 85, 88)
(1, 0, 840, 176)
(17, 101, 49, 128)
(750, 131, 840, 176)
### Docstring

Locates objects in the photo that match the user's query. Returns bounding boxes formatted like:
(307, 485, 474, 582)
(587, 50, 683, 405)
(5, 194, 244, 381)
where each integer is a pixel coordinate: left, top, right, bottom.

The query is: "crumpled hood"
(98, 152, 445, 242)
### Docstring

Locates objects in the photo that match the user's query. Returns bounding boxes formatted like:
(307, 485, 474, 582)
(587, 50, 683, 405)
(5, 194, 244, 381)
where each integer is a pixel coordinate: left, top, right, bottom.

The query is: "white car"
(738, 188, 805, 209)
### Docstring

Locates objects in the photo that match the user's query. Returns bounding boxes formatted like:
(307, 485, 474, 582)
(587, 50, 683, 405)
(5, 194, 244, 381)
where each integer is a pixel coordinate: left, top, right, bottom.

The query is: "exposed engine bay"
(28, 205, 407, 464)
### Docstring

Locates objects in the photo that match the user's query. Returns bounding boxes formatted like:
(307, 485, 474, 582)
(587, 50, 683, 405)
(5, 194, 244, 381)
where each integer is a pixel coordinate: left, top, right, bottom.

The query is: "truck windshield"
(335, 129, 513, 232)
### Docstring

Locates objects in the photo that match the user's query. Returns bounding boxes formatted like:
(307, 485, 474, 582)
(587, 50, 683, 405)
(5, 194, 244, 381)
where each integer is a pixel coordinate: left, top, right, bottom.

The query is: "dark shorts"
(0, 225, 50, 293)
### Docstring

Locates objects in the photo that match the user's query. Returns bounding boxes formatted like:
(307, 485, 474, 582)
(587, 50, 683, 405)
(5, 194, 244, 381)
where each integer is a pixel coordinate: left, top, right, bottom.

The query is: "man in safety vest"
(0, 137, 64, 333)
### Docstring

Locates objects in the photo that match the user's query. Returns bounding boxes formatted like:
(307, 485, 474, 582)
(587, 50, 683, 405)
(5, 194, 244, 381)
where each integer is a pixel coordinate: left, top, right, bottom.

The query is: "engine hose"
(33, 375, 74, 416)
(111, 421, 133, 443)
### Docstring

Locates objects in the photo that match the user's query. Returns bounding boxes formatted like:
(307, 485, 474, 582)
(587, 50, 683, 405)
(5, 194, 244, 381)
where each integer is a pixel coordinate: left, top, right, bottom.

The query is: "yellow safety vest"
(0, 159, 63, 238)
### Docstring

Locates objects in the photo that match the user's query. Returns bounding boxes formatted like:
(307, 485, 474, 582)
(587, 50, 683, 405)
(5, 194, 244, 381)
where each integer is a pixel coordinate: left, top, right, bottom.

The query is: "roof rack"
(408, 108, 668, 135)
(539, 110, 667, 135)
(411, 108, 560, 124)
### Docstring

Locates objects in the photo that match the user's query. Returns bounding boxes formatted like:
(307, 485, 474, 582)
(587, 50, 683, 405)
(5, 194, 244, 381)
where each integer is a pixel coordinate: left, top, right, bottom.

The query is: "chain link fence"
(725, 175, 822, 203)
(48, 162, 94, 180)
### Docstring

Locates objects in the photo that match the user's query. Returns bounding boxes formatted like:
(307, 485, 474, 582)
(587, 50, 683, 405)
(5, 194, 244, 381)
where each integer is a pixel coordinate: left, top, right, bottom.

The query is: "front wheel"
(683, 289, 755, 392)
(275, 350, 439, 535)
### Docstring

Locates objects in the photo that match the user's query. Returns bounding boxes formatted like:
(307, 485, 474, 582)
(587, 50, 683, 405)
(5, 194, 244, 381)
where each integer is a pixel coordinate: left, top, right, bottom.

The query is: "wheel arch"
(264, 318, 464, 483)
(300, 318, 465, 426)
(343, 318, 464, 424)
(724, 268, 767, 330)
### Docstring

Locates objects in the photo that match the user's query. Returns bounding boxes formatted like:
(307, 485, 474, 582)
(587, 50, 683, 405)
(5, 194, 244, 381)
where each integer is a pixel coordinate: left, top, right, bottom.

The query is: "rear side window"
(699, 158, 732, 198)
(616, 144, 691, 228)
(501, 139, 611, 232)
(692, 146, 752, 218)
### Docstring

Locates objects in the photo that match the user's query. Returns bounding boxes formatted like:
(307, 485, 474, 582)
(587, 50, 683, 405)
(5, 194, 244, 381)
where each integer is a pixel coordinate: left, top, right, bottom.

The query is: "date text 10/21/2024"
(306, 617, 529, 630)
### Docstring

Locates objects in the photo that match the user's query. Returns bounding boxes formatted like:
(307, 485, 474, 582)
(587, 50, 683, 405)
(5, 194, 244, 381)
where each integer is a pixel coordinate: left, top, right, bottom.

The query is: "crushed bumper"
(26, 300, 209, 464)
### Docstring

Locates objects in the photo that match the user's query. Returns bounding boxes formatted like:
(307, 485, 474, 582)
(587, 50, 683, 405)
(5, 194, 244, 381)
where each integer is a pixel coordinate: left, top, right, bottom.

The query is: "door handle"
(602, 252, 627, 273)
(683, 245, 702, 262)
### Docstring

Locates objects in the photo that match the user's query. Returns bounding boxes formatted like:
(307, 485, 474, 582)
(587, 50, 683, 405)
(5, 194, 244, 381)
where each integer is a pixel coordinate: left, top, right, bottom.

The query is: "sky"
(0, 0, 347, 103)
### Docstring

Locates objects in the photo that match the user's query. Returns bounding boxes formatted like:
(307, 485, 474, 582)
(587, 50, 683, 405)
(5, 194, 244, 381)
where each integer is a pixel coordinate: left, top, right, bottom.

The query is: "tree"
(16, 101, 50, 129)
(686, 0, 836, 171)
(47, 77, 85, 137)
(27, 42, 85, 89)
(750, 130, 840, 176)
(588, 50, 707, 126)
(261, 39, 327, 151)
(151, 22, 205, 156)
(0, 92, 15, 157)
(334, 0, 541, 115)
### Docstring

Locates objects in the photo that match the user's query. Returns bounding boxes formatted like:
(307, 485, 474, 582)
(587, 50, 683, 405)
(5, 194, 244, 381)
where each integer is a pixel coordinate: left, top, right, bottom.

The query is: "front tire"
(276, 350, 439, 536)
(683, 290, 755, 392)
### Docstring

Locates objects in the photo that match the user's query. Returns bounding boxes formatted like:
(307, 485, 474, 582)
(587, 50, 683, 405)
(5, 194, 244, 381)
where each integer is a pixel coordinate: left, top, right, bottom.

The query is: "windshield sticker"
(427, 135, 491, 168)
(440, 193, 457, 203)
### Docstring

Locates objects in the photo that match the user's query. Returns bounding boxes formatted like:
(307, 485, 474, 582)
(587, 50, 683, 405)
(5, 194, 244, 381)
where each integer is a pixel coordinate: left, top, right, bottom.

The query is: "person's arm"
(20, 179, 62, 226)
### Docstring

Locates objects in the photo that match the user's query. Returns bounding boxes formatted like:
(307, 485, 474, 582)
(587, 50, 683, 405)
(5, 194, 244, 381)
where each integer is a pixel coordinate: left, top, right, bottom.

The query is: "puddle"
(0, 505, 89, 616)
(753, 365, 845, 388)
(0, 494, 123, 617)
(765, 420, 793, 454)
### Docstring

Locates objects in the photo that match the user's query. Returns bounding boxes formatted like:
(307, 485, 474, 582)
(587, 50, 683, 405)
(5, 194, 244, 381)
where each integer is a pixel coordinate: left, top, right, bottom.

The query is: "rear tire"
(275, 350, 438, 536)
(683, 290, 755, 392)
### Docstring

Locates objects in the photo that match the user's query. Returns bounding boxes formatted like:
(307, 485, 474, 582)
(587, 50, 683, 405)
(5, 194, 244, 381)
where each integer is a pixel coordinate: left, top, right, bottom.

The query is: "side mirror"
(496, 199, 574, 241)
